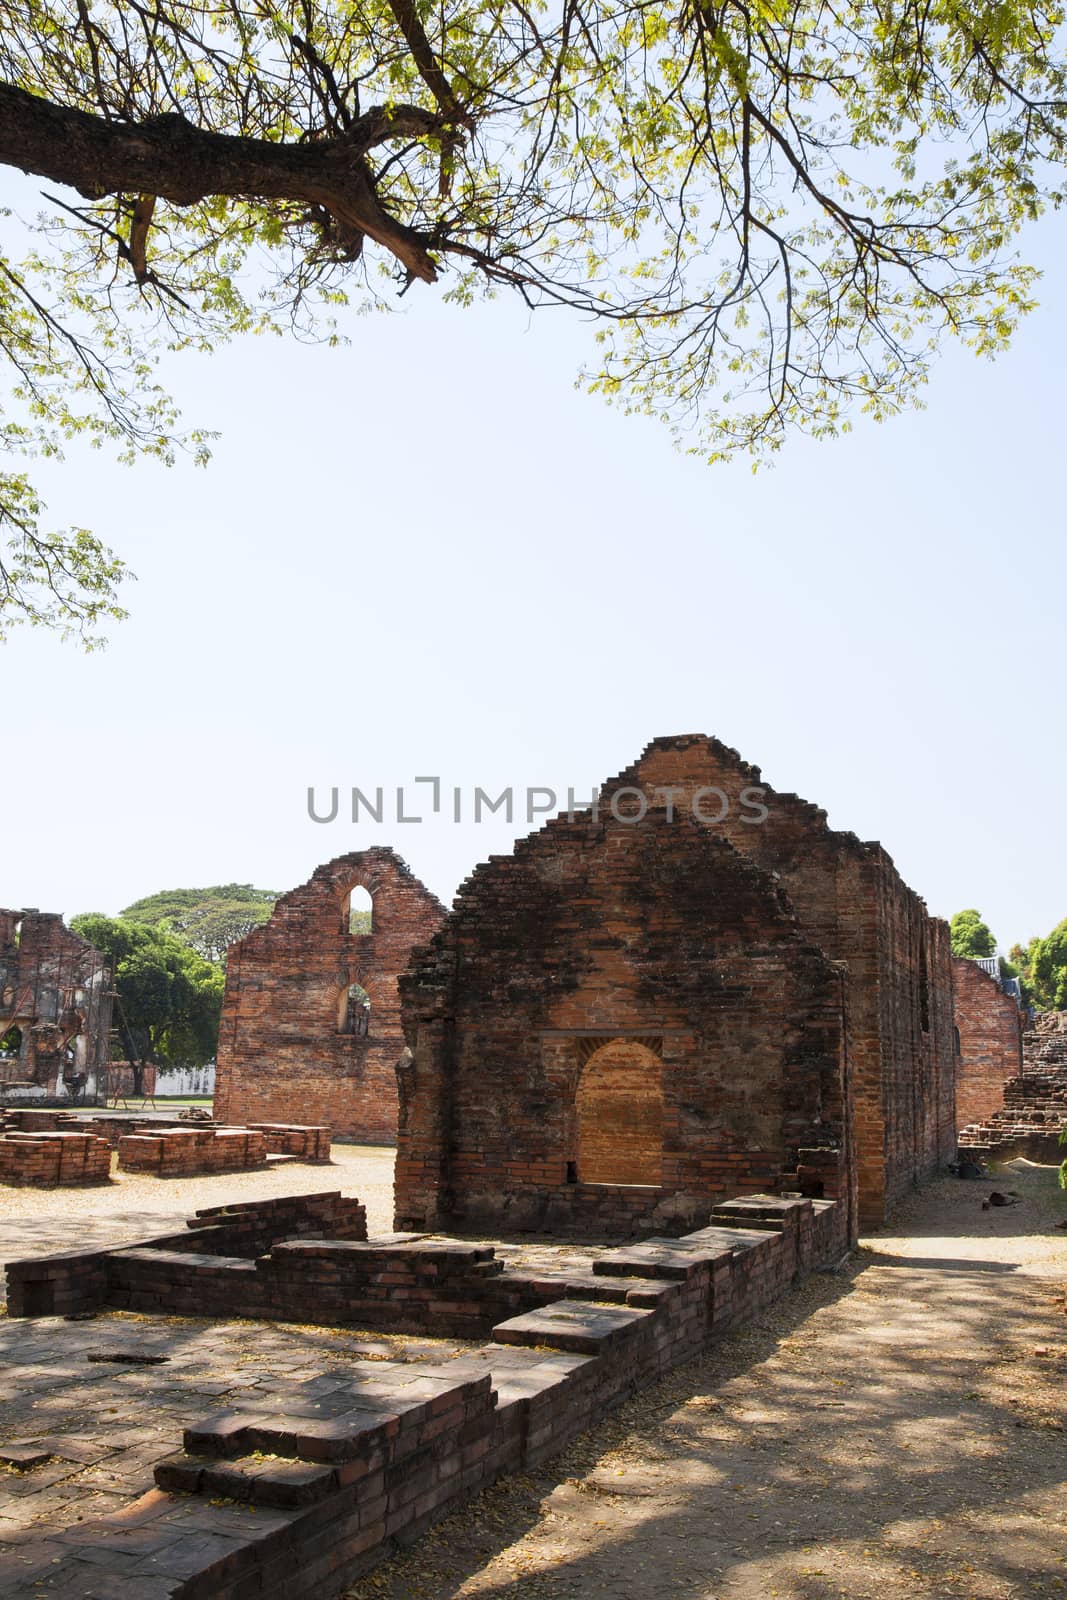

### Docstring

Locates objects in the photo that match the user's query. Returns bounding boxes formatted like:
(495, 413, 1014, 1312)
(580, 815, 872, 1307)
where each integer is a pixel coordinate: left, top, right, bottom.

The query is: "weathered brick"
(213, 849, 446, 1141)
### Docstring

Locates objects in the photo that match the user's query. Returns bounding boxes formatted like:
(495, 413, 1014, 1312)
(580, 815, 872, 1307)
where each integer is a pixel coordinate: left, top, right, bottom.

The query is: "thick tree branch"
(0, 82, 442, 283)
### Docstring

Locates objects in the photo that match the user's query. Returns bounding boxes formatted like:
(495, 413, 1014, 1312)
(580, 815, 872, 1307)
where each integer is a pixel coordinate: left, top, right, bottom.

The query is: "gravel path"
(343, 1162, 1067, 1600)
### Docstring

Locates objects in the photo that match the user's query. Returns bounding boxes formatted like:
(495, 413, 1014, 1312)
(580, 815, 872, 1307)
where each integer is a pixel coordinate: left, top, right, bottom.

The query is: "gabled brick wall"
(599, 736, 957, 1225)
(952, 956, 1023, 1130)
(397, 810, 854, 1239)
(213, 850, 446, 1142)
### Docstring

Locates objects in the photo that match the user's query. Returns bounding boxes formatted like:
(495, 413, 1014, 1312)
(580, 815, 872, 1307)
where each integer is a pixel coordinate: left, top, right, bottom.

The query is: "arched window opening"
(339, 982, 371, 1037)
(346, 885, 374, 936)
(953, 1025, 961, 1056)
(0, 1025, 22, 1058)
(575, 1038, 663, 1186)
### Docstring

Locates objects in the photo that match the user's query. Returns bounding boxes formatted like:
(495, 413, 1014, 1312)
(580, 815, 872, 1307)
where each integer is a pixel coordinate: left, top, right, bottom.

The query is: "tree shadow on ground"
(341, 1176, 1067, 1600)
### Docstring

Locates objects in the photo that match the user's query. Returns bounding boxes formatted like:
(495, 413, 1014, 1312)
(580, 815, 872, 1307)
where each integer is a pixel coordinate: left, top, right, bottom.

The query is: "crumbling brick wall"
(214, 850, 446, 1142)
(397, 810, 854, 1239)
(597, 736, 957, 1225)
(953, 956, 1023, 1129)
(0, 910, 113, 1102)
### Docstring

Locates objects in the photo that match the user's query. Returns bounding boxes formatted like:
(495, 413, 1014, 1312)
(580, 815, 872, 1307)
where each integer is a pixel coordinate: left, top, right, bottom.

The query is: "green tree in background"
(1011, 920, 1067, 1011)
(1, 0, 1065, 639)
(70, 913, 224, 1093)
(950, 909, 997, 960)
(121, 884, 277, 964)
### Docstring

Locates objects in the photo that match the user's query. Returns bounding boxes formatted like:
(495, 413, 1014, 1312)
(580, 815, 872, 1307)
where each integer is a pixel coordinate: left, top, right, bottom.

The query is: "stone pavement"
(0, 1305, 469, 1551)
(0, 1149, 614, 1561)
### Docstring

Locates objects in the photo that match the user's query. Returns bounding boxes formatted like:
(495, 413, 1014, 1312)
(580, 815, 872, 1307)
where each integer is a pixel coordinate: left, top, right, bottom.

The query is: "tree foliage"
(1011, 918, 1067, 1011)
(69, 912, 224, 1068)
(121, 883, 277, 963)
(950, 907, 997, 959)
(0, 0, 1064, 638)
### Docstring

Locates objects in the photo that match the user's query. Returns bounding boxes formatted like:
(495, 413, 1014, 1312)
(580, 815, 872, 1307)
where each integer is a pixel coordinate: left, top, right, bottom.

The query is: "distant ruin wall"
(0, 910, 113, 1103)
(214, 850, 446, 1142)
(953, 956, 1023, 1129)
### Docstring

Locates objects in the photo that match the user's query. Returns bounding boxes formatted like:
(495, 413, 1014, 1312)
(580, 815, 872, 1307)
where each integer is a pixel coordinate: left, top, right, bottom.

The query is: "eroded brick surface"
(0, 1189, 842, 1600)
(0, 910, 113, 1103)
(213, 850, 446, 1142)
(396, 734, 956, 1234)
(397, 804, 853, 1240)
(605, 736, 957, 1225)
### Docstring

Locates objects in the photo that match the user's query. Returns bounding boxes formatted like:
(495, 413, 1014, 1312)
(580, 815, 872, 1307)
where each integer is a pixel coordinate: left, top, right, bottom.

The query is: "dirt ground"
(342, 1162, 1067, 1600)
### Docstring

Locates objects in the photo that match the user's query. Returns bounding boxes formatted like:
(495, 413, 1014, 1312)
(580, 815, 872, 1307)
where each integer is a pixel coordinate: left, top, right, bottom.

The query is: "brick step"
(710, 1210, 785, 1233)
(155, 1451, 339, 1508)
(562, 1273, 675, 1309)
(492, 1298, 653, 1355)
(594, 1237, 733, 1281)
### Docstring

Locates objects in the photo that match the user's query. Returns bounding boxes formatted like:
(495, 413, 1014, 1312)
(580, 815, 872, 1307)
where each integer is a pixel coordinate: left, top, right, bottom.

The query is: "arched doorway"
(576, 1038, 663, 1185)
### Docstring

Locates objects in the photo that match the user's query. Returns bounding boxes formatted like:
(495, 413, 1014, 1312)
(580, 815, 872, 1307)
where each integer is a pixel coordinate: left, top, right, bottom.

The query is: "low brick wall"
(2, 1111, 219, 1148)
(0, 1131, 111, 1187)
(1, 1109, 76, 1132)
(248, 1123, 332, 1161)
(4, 1192, 368, 1316)
(117, 1127, 268, 1176)
(1, 1191, 844, 1598)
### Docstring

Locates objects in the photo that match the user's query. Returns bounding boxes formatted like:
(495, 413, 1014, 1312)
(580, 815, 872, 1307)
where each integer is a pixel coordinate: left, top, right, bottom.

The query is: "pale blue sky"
(2, 177, 1063, 955)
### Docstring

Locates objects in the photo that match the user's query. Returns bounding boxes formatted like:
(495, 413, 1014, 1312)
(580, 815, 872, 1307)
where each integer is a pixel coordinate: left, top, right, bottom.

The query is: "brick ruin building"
(0, 910, 113, 1103)
(952, 955, 1024, 1129)
(213, 849, 446, 1142)
(958, 1009, 1067, 1164)
(397, 734, 957, 1235)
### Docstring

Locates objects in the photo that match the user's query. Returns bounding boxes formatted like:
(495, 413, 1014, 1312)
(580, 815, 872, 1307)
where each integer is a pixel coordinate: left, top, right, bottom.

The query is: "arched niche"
(575, 1037, 663, 1185)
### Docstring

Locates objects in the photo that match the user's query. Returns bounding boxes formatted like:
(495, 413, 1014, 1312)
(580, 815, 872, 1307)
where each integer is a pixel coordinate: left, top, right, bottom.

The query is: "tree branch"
(0, 82, 442, 284)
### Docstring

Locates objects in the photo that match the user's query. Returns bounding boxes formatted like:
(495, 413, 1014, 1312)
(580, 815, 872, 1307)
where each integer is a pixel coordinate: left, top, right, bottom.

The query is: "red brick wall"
(953, 957, 1023, 1129)
(214, 850, 446, 1142)
(599, 736, 957, 1225)
(397, 811, 854, 1239)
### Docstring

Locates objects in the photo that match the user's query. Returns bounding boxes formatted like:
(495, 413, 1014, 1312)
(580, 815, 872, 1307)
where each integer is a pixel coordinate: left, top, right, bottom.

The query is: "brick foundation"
(2, 1189, 844, 1599)
(0, 1130, 111, 1186)
(117, 1127, 269, 1176)
(4, 1191, 369, 1317)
